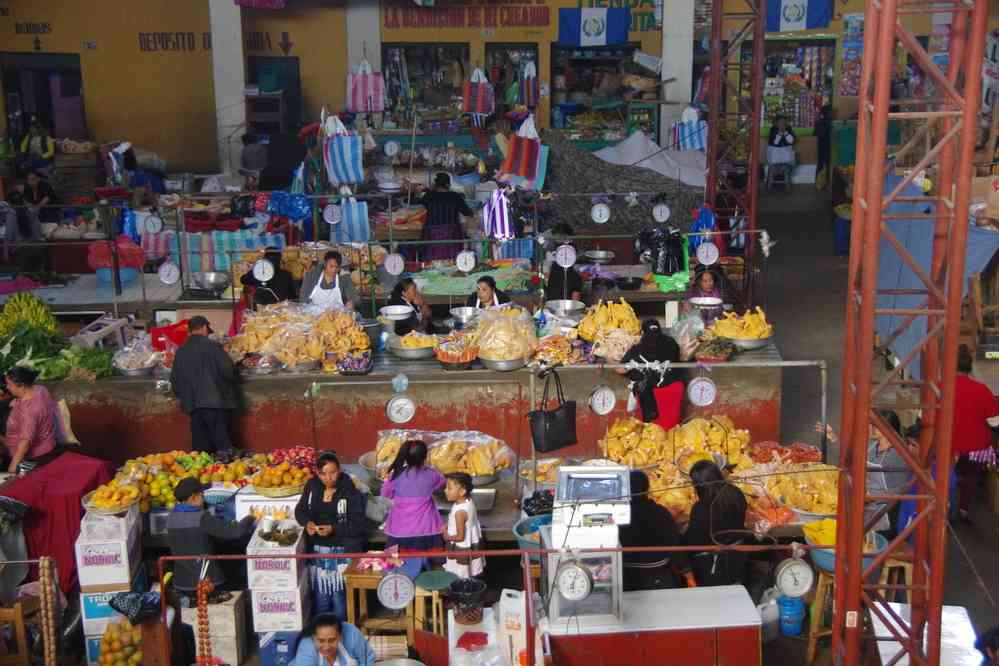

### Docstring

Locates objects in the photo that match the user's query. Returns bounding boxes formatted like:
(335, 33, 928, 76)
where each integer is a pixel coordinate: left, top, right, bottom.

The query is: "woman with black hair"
(290, 612, 375, 666)
(414, 172, 473, 261)
(380, 440, 445, 556)
(683, 460, 748, 586)
(976, 626, 999, 666)
(1, 367, 57, 473)
(616, 319, 697, 429)
(866, 409, 910, 536)
(388, 277, 433, 336)
(240, 246, 297, 308)
(465, 275, 511, 309)
(294, 452, 367, 620)
(619, 470, 684, 591)
(682, 268, 723, 326)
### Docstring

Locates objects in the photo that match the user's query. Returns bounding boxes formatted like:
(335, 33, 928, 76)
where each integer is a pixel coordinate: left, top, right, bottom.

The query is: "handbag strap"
(538, 369, 565, 408)
(539, 371, 554, 408)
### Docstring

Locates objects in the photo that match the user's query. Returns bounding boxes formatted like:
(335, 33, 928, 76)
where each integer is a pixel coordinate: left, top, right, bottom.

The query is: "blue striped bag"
(323, 115, 365, 185)
(333, 198, 370, 244)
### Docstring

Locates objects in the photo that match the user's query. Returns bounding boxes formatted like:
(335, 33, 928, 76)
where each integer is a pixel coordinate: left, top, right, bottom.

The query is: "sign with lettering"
(137, 32, 213, 52)
(383, 0, 551, 30)
(15, 22, 51, 34)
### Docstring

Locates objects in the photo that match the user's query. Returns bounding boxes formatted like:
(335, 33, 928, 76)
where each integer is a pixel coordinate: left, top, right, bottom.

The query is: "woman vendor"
(294, 452, 367, 620)
(388, 278, 434, 336)
(619, 470, 684, 591)
(616, 319, 697, 430)
(414, 173, 473, 262)
(240, 247, 297, 308)
(300, 251, 359, 311)
(380, 441, 445, 562)
(465, 276, 511, 309)
(290, 613, 375, 666)
(683, 460, 748, 586)
(682, 268, 723, 325)
(0, 367, 57, 473)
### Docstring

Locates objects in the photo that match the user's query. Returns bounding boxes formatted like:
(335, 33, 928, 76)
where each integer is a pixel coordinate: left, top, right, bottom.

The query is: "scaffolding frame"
(833, 2, 990, 665)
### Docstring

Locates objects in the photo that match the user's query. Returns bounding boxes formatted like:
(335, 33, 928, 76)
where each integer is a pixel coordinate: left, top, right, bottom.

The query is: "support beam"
(208, 0, 247, 174)
(659, 0, 693, 146)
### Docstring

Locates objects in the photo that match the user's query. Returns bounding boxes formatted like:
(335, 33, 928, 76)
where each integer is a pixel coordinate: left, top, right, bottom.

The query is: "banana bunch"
(0, 293, 58, 337)
(578, 299, 641, 343)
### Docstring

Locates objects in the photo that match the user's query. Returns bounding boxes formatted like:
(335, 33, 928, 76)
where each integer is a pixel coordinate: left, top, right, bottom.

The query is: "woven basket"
(252, 483, 306, 498)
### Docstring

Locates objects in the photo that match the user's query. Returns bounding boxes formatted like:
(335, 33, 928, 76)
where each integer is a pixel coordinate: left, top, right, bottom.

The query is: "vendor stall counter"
(545, 585, 761, 666)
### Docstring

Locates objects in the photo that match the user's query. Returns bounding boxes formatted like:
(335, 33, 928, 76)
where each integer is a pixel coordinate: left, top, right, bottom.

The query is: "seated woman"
(683, 460, 748, 586)
(465, 276, 511, 309)
(619, 470, 683, 591)
(17, 120, 55, 175)
(388, 278, 434, 336)
(616, 320, 696, 430)
(290, 613, 375, 666)
(0, 367, 57, 473)
(682, 268, 723, 326)
(766, 115, 796, 187)
(240, 247, 297, 309)
(300, 251, 359, 311)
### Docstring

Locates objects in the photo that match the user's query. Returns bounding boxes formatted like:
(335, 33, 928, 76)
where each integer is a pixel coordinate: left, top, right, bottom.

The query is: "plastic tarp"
(876, 174, 999, 379)
(594, 131, 706, 188)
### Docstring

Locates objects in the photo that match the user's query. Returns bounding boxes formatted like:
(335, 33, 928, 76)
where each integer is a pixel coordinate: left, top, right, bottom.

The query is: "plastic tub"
(513, 514, 551, 562)
(805, 532, 887, 574)
(778, 596, 805, 636)
(95, 267, 139, 285)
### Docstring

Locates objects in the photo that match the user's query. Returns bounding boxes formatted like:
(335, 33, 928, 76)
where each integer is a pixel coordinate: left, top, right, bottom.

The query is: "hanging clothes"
(482, 189, 514, 241)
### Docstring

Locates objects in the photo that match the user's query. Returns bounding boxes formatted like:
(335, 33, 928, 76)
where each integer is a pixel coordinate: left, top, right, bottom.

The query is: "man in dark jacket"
(169, 316, 238, 453)
(166, 477, 255, 596)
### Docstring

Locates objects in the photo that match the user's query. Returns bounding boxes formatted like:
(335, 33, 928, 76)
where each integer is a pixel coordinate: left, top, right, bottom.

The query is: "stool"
(766, 163, 793, 190)
(878, 555, 914, 604)
(805, 570, 834, 666)
(415, 570, 458, 636)
(0, 602, 28, 666)
(528, 564, 541, 593)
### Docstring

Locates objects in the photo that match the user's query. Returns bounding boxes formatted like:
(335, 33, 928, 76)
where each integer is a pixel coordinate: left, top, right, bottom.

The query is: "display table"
(870, 603, 979, 666)
(344, 562, 436, 645)
(0, 451, 114, 592)
(547, 585, 761, 666)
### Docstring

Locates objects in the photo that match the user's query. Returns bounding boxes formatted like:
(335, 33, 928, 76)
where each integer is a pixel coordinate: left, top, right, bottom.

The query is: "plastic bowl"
(805, 532, 887, 574)
(513, 514, 552, 562)
(96, 267, 139, 285)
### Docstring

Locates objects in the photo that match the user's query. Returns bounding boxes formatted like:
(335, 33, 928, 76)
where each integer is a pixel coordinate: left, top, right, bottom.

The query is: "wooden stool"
(878, 556, 915, 604)
(806, 570, 835, 666)
(415, 570, 458, 637)
(0, 603, 28, 666)
(528, 563, 541, 593)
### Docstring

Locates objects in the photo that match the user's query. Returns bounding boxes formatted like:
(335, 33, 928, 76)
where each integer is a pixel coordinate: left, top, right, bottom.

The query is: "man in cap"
(166, 477, 255, 598)
(169, 316, 239, 454)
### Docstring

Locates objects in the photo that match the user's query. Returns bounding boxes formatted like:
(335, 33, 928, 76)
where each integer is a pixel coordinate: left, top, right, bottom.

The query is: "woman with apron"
(300, 251, 359, 310)
(465, 275, 511, 308)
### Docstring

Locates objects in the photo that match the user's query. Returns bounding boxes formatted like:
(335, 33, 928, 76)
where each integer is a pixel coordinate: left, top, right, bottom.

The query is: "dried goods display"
(750, 441, 823, 464)
(533, 334, 585, 367)
(577, 299, 641, 343)
(400, 331, 438, 349)
(435, 330, 480, 365)
(709, 307, 774, 339)
(599, 416, 752, 471)
(226, 303, 370, 366)
(371, 429, 514, 479)
(476, 308, 538, 362)
(519, 458, 562, 484)
(763, 463, 838, 515)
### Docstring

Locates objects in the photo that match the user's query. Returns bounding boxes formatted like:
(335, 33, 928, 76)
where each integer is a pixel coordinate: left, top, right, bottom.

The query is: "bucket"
(778, 596, 805, 637)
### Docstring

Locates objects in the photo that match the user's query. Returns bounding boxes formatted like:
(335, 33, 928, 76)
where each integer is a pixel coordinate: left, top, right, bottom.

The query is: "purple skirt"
(421, 222, 464, 261)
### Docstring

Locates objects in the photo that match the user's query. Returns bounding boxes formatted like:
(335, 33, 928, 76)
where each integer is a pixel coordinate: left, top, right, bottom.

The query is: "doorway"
(246, 56, 303, 129)
(1, 52, 87, 143)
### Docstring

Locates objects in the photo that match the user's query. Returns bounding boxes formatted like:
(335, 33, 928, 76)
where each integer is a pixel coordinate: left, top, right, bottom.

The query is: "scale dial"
(384, 253, 405, 276)
(456, 250, 476, 273)
(687, 376, 718, 407)
(252, 259, 275, 283)
(377, 571, 416, 610)
(158, 261, 180, 285)
(588, 385, 616, 416)
(652, 202, 671, 223)
(386, 395, 416, 424)
(145, 214, 164, 234)
(696, 242, 719, 266)
(323, 204, 342, 226)
(555, 561, 593, 602)
(554, 244, 577, 269)
(775, 557, 815, 598)
(590, 203, 611, 225)
(384, 141, 401, 158)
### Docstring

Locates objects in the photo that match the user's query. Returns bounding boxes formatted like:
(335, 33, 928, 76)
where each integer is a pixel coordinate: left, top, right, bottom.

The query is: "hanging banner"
(765, 0, 831, 33)
(838, 13, 864, 97)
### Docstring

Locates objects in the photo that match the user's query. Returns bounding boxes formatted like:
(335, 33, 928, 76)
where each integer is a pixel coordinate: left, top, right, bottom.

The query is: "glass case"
(541, 525, 623, 628)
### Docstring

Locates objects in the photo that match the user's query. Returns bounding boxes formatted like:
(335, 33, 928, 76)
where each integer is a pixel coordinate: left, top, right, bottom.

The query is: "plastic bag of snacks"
(476, 307, 537, 361)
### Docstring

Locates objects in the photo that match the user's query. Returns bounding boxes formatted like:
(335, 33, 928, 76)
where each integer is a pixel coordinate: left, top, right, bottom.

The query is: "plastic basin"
(806, 532, 887, 574)
(513, 514, 551, 562)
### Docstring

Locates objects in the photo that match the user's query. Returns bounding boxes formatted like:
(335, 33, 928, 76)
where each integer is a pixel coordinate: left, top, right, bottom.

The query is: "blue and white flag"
(558, 8, 630, 47)
(766, 0, 831, 32)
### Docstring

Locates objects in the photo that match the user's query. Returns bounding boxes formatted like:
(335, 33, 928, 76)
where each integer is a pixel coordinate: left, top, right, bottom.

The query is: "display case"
(541, 525, 623, 629)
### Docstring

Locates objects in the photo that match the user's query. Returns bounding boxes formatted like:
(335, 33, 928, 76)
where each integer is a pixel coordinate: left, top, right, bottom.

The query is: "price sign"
(157, 261, 180, 285)
(554, 244, 577, 269)
(687, 376, 718, 407)
(384, 253, 405, 276)
(696, 242, 719, 266)
(456, 251, 476, 273)
(252, 259, 275, 283)
(652, 202, 671, 223)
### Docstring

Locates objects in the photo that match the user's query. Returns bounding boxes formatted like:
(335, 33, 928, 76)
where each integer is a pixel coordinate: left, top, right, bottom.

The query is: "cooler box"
(258, 631, 301, 666)
(251, 569, 311, 633)
(246, 522, 305, 590)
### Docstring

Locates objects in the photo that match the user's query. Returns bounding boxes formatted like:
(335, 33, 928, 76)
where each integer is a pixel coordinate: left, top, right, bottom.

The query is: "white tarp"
(594, 131, 706, 189)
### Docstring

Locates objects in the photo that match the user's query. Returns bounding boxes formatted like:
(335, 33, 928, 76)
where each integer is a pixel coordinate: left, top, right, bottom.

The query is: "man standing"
(170, 316, 238, 454)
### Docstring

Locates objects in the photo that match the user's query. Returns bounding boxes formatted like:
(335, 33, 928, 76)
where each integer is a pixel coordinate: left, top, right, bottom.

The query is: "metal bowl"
(449, 306, 482, 324)
(118, 366, 155, 377)
(689, 296, 723, 308)
(721, 335, 773, 351)
(389, 344, 436, 360)
(193, 271, 231, 293)
(545, 299, 586, 317)
(584, 250, 616, 264)
(282, 360, 321, 373)
(380, 305, 415, 321)
(471, 473, 498, 487)
(480, 357, 527, 372)
(616, 277, 643, 291)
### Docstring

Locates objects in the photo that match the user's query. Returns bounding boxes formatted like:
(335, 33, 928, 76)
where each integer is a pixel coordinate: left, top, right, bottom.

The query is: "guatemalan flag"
(558, 8, 631, 47)
(766, 0, 831, 32)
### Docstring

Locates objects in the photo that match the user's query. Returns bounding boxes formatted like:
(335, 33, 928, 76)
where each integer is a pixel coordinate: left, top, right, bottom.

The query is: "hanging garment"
(482, 189, 514, 241)
(501, 136, 540, 179)
(673, 121, 708, 151)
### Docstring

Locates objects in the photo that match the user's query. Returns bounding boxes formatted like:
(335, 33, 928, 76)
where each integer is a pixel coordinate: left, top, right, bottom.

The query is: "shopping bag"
(462, 68, 495, 120)
(501, 134, 540, 179)
(324, 115, 365, 185)
(528, 370, 577, 453)
(347, 59, 386, 113)
(519, 61, 540, 108)
(333, 197, 370, 244)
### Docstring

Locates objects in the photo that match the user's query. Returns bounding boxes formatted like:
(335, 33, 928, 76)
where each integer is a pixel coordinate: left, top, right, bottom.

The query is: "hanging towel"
(501, 136, 540, 179)
(212, 231, 287, 272)
(333, 198, 370, 244)
(519, 61, 540, 108)
(482, 189, 514, 241)
(347, 59, 386, 113)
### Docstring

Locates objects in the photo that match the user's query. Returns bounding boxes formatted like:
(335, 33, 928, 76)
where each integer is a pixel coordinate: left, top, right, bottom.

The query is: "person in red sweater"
(951, 345, 999, 522)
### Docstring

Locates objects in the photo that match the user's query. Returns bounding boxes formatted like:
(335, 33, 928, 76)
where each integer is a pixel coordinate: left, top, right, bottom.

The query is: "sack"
(501, 135, 540, 179)
(528, 370, 577, 453)
(347, 59, 385, 113)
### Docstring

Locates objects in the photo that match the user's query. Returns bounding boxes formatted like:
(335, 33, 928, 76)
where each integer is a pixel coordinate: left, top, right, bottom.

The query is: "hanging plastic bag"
(323, 115, 365, 185)
(347, 59, 386, 113)
(333, 198, 370, 244)
(463, 68, 495, 128)
(689, 205, 716, 253)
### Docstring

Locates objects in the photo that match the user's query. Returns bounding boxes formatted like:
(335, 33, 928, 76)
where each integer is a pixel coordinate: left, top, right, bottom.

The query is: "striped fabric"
(141, 230, 177, 262)
(500, 135, 540, 179)
(332, 199, 370, 244)
(673, 121, 708, 151)
(495, 238, 535, 260)
(500, 144, 549, 191)
(324, 134, 365, 185)
(482, 189, 514, 241)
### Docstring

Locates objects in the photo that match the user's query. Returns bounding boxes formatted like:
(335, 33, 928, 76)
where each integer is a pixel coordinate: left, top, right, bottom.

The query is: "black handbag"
(528, 370, 577, 453)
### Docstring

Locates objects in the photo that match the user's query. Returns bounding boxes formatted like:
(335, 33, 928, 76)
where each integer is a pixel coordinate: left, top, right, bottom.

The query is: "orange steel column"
(832, 1, 990, 665)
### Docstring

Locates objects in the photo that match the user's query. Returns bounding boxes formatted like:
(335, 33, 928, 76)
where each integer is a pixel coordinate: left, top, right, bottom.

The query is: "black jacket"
(294, 476, 368, 552)
(619, 497, 683, 590)
(240, 267, 297, 307)
(683, 484, 748, 586)
(170, 335, 238, 414)
(166, 507, 254, 592)
(621, 335, 685, 423)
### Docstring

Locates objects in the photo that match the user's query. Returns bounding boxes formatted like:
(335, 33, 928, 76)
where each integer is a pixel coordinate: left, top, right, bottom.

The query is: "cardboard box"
(181, 590, 247, 639)
(84, 634, 102, 666)
(246, 523, 305, 590)
(76, 526, 142, 592)
(194, 633, 247, 666)
(251, 570, 310, 633)
(258, 631, 300, 666)
(234, 492, 301, 522)
(79, 504, 140, 543)
(80, 567, 148, 635)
